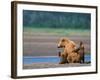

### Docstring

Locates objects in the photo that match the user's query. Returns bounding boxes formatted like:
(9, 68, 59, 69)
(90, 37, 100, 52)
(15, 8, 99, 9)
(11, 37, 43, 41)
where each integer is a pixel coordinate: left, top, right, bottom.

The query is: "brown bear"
(73, 41, 85, 63)
(57, 37, 78, 64)
(57, 37, 84, 64)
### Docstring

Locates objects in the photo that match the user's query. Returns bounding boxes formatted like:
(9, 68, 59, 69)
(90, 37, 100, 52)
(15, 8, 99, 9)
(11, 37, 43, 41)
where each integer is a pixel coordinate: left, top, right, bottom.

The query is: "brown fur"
(57, 37, 82, 64)
(74, 42, 85, 63)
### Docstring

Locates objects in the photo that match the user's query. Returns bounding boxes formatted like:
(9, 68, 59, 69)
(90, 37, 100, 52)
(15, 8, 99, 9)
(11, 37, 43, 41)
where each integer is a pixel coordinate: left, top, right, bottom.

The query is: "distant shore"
(23, 63, 91, 69)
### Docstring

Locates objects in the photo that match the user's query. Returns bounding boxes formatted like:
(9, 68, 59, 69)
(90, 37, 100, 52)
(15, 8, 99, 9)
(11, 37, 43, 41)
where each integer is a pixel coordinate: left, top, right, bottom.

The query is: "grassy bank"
(24, 27, 90, 36)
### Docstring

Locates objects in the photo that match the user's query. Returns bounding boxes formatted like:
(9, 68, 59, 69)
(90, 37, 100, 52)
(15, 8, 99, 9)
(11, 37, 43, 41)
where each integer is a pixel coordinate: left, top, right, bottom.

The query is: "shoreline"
(23, 63, 91, 69)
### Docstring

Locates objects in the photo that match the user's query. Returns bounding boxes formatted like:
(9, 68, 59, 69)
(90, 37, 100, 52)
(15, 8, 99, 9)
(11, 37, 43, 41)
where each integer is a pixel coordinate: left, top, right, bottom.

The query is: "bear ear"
(80, 41, 83, 46)
(80, 41, 84, 48)
(62, 39, 65, 42)
(62, 38, 69, 42)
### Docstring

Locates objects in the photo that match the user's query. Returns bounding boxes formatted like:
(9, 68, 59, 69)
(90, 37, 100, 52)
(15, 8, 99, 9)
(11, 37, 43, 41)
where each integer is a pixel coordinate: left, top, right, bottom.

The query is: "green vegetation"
(23, 10, 91, 29)
(24, 27, 90, 36)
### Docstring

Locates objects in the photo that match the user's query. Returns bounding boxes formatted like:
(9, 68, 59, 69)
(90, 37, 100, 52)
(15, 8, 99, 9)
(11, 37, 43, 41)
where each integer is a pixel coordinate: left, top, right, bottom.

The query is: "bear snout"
(57, 46, 61, 48)
(57, 44, 61, 48)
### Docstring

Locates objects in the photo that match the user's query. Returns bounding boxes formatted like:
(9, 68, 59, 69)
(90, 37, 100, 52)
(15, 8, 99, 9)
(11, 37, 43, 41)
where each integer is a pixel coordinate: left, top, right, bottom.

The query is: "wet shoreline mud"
(23, 63, 91, 69)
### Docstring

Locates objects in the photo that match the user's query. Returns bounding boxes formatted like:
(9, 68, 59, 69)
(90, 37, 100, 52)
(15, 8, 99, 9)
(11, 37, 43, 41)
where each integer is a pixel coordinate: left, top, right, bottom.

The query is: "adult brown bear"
(57, 37, 84, 64)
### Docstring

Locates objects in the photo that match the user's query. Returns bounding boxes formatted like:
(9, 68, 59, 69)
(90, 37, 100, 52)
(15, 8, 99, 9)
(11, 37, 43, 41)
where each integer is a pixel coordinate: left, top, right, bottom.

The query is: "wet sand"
(23, 63, 91, 69)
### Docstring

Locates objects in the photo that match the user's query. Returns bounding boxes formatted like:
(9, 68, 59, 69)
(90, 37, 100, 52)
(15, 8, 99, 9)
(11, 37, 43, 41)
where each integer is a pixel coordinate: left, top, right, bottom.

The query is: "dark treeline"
(23, 10, 91, 29)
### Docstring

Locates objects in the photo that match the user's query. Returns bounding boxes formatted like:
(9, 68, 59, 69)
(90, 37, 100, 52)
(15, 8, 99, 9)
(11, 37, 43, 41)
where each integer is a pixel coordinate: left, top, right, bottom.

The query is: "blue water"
(23, 55, 91, 64)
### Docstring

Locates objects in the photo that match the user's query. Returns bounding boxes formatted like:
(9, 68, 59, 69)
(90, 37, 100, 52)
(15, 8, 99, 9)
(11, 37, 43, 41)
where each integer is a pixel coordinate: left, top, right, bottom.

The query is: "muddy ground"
(23, 63, 91, 69)
(23, 32, 90, 56)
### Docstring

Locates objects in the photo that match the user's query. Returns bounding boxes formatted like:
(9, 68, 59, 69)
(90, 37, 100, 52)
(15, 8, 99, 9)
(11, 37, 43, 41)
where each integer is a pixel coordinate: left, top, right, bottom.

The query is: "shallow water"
(23, 55, 90, 64)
